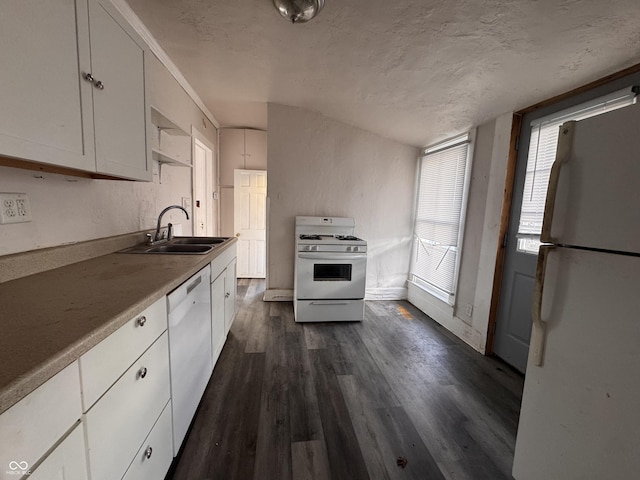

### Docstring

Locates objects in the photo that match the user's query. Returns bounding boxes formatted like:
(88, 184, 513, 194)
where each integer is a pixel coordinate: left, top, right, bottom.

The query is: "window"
(409, 133, 473, 304)
(517, 87, 637, 254)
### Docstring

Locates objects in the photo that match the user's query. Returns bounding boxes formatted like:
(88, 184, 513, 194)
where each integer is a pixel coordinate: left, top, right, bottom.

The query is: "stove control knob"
(311, 245, 318, 251)
(346, 246, 352, 252)
(353, 246, 359, 252)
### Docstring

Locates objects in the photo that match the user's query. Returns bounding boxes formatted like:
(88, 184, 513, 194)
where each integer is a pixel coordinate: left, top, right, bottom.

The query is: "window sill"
(407, 279, 454, 306)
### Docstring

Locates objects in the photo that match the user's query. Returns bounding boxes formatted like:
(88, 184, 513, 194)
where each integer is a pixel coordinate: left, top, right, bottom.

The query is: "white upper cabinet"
(89, 0, 150, 180)
(0, 0, 150, 181)
(0, 0, 95, 171)
(219, 129, 267, 186)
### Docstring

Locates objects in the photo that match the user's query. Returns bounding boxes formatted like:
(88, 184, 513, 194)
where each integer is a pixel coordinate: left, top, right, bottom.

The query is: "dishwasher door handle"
(186, 275, 202, 294)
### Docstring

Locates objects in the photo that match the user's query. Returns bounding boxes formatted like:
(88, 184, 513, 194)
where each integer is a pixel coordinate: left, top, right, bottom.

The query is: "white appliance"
(294, 216, 367, 322)
(167, 265, 212, 455)
(512, 102, 640, 479)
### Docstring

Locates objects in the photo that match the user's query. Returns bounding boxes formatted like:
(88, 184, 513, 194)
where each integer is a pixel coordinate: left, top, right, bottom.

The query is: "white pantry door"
(234, 170, 266, 278)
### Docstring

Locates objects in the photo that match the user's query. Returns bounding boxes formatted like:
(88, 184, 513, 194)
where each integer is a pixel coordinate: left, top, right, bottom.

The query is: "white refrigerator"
(512, 101, 640, 479)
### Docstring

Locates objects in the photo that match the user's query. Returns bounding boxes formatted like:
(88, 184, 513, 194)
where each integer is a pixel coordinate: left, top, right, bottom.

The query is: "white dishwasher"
(167, 265, 212, 455)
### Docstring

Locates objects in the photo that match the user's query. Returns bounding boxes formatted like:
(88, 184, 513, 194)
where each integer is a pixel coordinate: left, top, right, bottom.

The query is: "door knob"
(236, 233, 240, 237)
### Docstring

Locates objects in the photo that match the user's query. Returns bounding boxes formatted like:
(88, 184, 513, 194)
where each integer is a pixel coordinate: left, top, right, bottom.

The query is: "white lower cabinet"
(122, 401, 173, 480)
(224, 258, 237, 335)
(80, 298, 167, 412)
(28, 423, 87, 480)
(84, 332, 170, 480)
(0, 253, 239, 480)
(0, 361, 82, 480)
(210, 245, 238, 350)
(211, 271, 226, 366)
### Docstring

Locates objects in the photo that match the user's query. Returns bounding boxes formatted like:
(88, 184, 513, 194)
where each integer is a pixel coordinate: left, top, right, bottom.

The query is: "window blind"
(410, 133, 471, 303)
(517, 87, 637, 253)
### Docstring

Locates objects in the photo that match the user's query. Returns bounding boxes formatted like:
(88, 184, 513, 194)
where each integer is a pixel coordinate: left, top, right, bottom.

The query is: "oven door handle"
(298, 253, 366, 261)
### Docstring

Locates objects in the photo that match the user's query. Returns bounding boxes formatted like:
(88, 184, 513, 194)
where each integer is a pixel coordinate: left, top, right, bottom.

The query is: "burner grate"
(300, 234, 321, 240)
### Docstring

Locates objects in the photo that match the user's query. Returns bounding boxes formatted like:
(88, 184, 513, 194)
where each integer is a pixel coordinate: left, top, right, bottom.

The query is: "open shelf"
(151, 148, 191, 167)
(150, 107, 189, 136)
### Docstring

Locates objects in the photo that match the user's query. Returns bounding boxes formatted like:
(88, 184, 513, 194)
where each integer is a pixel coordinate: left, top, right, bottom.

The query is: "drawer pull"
(136, 316, 147, 327)
(138, 366, 148, 379)
(144, 446, 153, 459)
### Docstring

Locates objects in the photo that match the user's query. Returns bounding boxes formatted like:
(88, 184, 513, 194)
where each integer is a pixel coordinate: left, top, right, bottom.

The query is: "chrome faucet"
(153, 205, 189, 242)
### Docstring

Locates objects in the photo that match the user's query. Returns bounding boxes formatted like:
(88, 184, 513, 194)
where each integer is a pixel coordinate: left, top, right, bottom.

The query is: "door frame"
(233, 168, 267, 279)
(485, 62, 640, 355)
(191, 126, 217, 236)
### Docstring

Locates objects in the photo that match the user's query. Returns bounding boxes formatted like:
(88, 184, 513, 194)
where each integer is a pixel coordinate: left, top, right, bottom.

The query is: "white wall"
(266, 104, 419, 299)
(0, 54, 217, 256)
(408, 113, 514, 352)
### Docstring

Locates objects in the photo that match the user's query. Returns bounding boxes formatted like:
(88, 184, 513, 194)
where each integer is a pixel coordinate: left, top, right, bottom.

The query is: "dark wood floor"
(169, 279, 524, 480)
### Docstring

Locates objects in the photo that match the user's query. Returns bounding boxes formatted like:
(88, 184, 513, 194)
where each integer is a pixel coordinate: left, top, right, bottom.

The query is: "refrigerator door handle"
(531, 245, 555, 366)
(541, 122, 575, 243)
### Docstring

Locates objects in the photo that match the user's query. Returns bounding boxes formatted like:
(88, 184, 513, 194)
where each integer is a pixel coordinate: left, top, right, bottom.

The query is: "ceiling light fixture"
(273, 0, 325, 24)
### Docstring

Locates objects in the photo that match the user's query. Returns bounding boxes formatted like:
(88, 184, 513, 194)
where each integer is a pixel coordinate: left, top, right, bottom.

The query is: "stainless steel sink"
(118, 236, 232, 255)
(146, 244, 214, 254)
(170, 237, 228, 245)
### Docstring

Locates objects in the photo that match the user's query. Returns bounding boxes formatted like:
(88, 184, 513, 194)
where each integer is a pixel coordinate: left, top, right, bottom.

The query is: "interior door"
(233, 169, 266, 278)
(193, 137, 215, 236)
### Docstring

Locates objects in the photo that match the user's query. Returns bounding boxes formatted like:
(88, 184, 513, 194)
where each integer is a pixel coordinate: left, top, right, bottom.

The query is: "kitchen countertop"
(0, 238, 237, 415)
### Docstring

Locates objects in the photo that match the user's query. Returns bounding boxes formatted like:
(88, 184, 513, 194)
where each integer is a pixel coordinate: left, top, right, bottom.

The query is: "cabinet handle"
(84, 72, 95, 84)
(94, 80, 105, 90)
(136, 316, 147, 327)
(138, 366, 148, 379)
(144, 446, 153, 459)
(225, 292, 230, 298)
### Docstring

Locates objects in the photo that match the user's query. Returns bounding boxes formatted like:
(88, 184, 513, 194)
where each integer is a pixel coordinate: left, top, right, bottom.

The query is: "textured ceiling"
(125, 0, 640, 147)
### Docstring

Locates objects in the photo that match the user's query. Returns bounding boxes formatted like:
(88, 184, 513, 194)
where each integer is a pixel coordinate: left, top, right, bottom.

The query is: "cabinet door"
(85, 333, 170, 480)
(244, 129, 267, 170)
(211, 272, 226, 366)
(219, 129, 246, 186)
(224, 259, 237, 334)
(122, 403, 173, 480)
(80, 297, 167, 412)
(89, 0, 150, 181)
(0, 361, 82, 477)
(29, 424, 87, 480)
(0, 0, 95, 171)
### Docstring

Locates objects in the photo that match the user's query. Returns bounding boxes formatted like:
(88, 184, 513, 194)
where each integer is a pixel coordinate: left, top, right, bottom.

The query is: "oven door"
(296, 252, 366, 300)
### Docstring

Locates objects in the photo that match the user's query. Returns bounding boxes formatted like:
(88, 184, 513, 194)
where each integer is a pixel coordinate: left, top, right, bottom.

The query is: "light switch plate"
(0, 193, 32, 224)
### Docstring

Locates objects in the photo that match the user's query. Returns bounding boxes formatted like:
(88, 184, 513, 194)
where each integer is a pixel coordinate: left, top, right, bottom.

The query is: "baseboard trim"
(263, 289, 294, 301)
(365, 287, 408, 301)
(264, 287, 407, 302)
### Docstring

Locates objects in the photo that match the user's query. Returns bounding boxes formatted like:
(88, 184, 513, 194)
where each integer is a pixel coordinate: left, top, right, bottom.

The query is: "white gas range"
(294, 216, 367, 322)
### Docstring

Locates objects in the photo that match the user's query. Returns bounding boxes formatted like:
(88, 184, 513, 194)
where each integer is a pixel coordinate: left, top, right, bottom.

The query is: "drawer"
(85, 332, 170, 480)
(80, 297, 167, 411)
(0, 361, 81, 477)
(210, 244, 236, 279)
(28, 422, 87, 480)
(122, 401, 173, 480)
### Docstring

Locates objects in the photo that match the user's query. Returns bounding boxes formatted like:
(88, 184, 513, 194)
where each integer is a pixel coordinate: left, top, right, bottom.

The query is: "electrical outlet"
(181, 197, 192, 210)
(0, 193, 32, 224)
(465, 303, 473, 317)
